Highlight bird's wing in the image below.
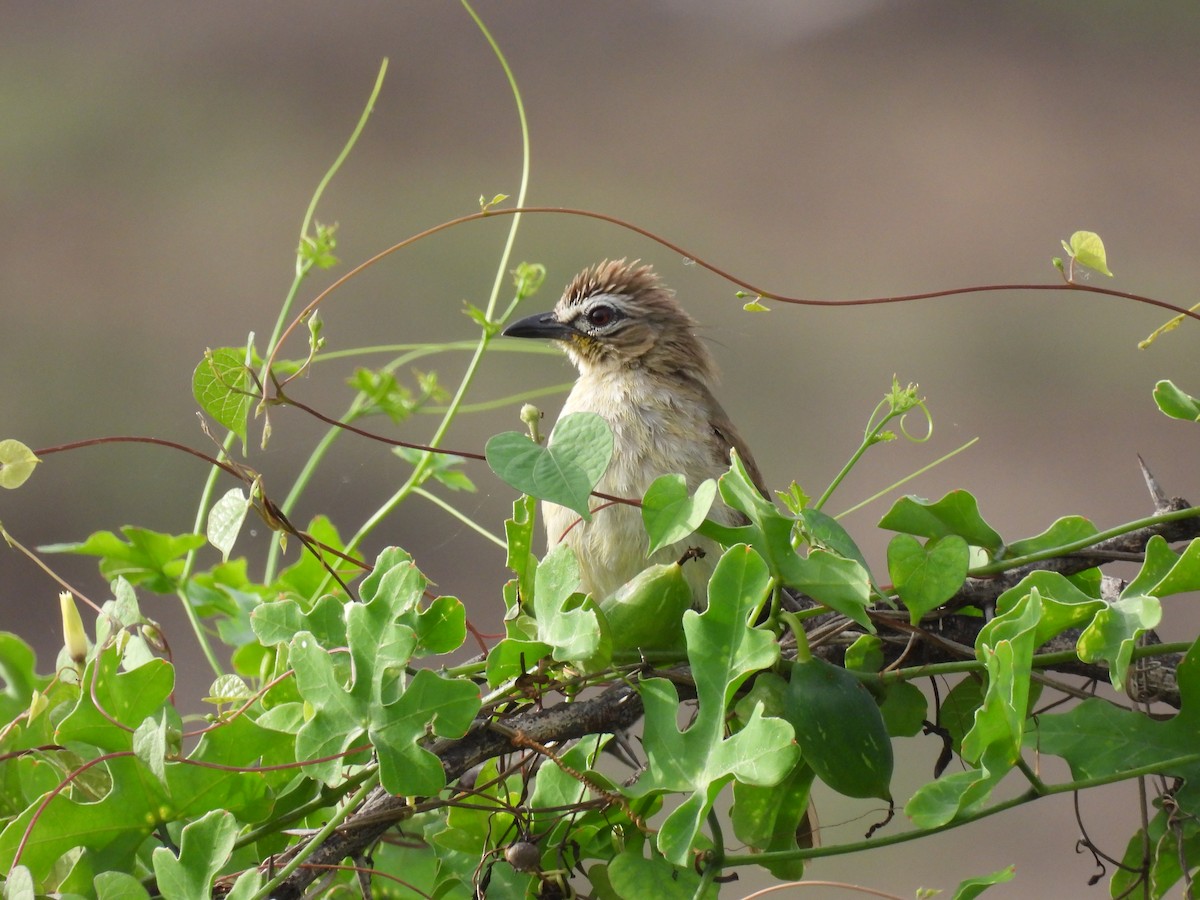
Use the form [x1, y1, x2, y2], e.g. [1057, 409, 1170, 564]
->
[703, 389, 770, 498]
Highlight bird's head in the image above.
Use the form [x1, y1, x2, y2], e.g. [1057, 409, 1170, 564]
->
[502, 259, 716, 381]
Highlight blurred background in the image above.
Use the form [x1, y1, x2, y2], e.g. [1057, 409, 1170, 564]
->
[3, 0, 1198, 894]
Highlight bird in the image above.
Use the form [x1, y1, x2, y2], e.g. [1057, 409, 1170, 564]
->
[501, 259, 765, 605]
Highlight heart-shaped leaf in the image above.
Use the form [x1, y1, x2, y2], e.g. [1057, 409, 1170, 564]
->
[887, 533, 969, 624]
[641, 474, 717, 556]
[0, 439, 40, 489]
[486, 412, 613, 519]
[192, 347, 253, 449]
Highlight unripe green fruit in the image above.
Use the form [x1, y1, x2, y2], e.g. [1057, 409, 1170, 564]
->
[599, 562, 691, 654]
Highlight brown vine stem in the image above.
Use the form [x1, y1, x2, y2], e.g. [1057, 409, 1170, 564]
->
[264, 205, 1200, 374]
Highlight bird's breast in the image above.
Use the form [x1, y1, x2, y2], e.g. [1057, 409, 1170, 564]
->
[544, 371, 731, 601]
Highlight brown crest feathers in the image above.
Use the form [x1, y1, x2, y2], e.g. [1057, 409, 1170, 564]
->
[563, 259, 664, 306]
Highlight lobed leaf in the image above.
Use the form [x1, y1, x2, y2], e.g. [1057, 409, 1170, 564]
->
[42, 527, 206, 594]
[151, 810, 238, 900]
[630, 546, 796, 865]
[531, 544, 607, 668]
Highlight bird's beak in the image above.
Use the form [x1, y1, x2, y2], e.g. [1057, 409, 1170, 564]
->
[502, 311, 574, 341]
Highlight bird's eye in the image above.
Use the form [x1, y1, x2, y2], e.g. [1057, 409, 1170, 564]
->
[585, 305, 616, 328]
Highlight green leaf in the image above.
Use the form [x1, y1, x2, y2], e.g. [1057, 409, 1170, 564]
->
[1035, 642, 1200, 837]
[607, 850, 710, 899]
[42, 527, 206, 594]
[486, 412, 613, 519]
[532, 544, 606, 668]
[880, 681, 928, 737]
[4, 867, 34, 900]
[908, 590, 1040, 827]
[1153, 379, 1200, 422]
[252, 594, 345, 648]
[1003, 515, 1098, 560]
[133, 709, 180, 788]
[0, 756, 161, 879]
[784, 657, 893, 800]
[57, 650, 175, 752]
[274, 549, 475, 789]
[1064, 230, 1113, 276]
[641, 474, 717, 557]
[151, 810, 238, 900]
[994, 569, 1103, 647]
[485, 638, 552, 688]
[629, 545, 796, 865]
[952, 865, 1016, 899]
[287, 630, 371, 785]
[298, 221, 339, 269]
[395, 446, 477, 492]
[786, 550, 875, 629]
[352, 369, 417, 422]
[940, 673, 985, 753]
[192, 347, 253, 448]
[505, 494, 538, 608]
[93, 871, 152, 900]
[878, 491, 1004, 556]
[798, 507, 877, 587]
[1128, 535, 1200, 599]
[206, 487, 248, 561]
[887, 533, 969, 623]
[413, 594, 468, 656]
[1077, 594, 1162, 692]
[844, 634, 884, 673]
[717, 452, 873, 629]
[372, 668, 480, 796]
[1111, 814, 1196, 900]
[731, 764, 814, 880]
[0, 439, 40, 489]
[271, 515, 362, 599]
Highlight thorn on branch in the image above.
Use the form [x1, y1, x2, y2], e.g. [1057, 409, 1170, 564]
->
[1138, 454, 1171, 513]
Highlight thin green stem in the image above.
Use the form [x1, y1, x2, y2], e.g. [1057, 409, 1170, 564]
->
[295, 60, 388, 279]
[234, 766, 376, 851]
[835, 437, 979, 520]
[781, 611, 813, 663]
[422, 382, 570, 415]
[723, 752, 1200, 869]
[320, 0, 531, 573]
[970, 505, 1200, 577]
[265, 59, 387, 379]
[307, 340, 558, 364]
[252, 770, 381, 899]
[178, 432, 237, 678]
[263, 396, 370, 582]
[814, 400, 894, 511]
[871, 640, 1192, 687]
[1014, 756, 1049, 794]
[413, 487, 506, 548]
[695, 808, 726, 899]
